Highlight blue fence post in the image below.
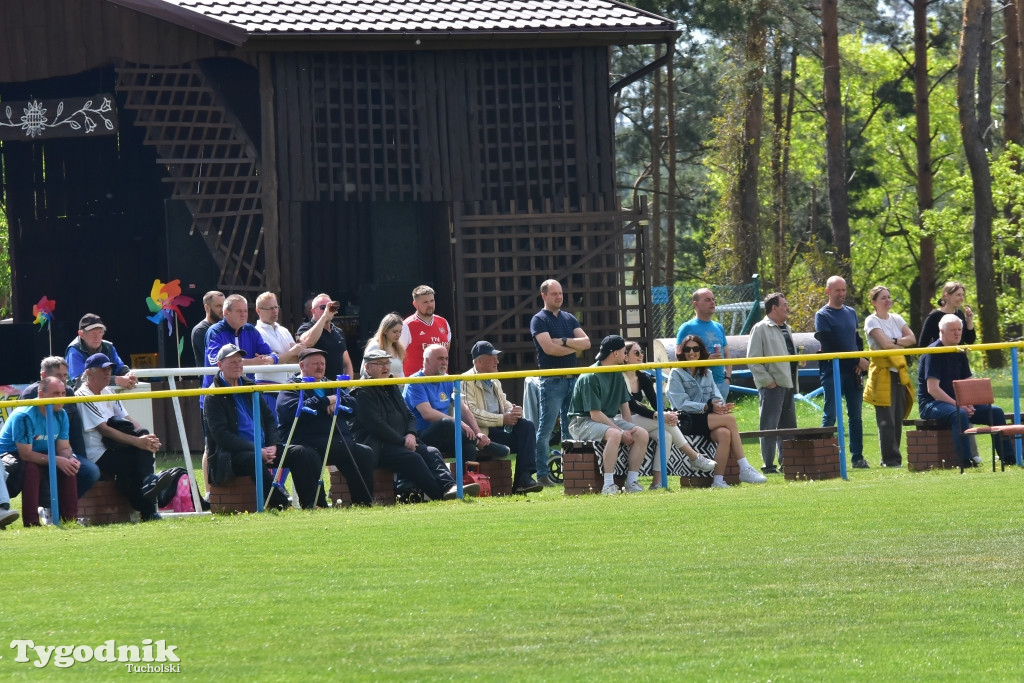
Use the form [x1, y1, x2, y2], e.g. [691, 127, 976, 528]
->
[45, 405, 61, 527]
[1013, 347, 1022, 466]
[832, 358, 848, 480]
[654, 368, 668, 488]
[253, 391, 264, 513]
[454, 379, 463, 499]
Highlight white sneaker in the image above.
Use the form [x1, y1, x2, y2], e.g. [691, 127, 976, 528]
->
[710, 480, 730, 489]
[623, 481, 644, 494]
[739, 464, 767, 484]
[601, 483, 619, 495]
[689, 454, 716, 473]
[38, 507, 51, 526]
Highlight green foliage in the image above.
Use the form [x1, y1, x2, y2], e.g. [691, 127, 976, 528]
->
[0, 208, 10, 319]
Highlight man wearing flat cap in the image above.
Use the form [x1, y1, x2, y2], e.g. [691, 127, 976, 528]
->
[276, 347, 375, 507]
[66, 313, 136, 389]
[205, 344, 317, 509]
[567, 335, 649, 495]
[462, 341, 543, 494]
[76, 353, 169, 521]
[353, 349, 477, 500]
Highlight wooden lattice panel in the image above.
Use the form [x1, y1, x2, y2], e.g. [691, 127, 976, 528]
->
[116, 63, 265, 293]
[452, 196, 649, 398]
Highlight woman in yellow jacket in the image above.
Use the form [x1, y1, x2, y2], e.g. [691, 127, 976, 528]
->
[863, 286, 916, 467]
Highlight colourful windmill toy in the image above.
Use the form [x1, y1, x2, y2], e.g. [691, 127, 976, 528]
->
[145, 279, 194, 367]
[32, 295, 56, 329]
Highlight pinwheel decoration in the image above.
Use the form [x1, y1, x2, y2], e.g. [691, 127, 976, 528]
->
[32, 295, 56, 354]
[145, 279, 194, 366]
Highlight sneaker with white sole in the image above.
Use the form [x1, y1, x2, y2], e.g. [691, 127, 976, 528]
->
[623, 481, 644, 494]
[710, 480, 730, 489]
[739, 464, 767, 484]
[688, 454, 716, 473]
[972, 455, 983, 465]
[601, 483, 619, 495]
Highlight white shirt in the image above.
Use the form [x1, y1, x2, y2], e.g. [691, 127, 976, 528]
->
[75, 384, 130, 463]
[255, 320, 295, 384]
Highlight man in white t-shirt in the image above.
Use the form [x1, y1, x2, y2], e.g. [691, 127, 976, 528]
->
[254, 291, 305, 413]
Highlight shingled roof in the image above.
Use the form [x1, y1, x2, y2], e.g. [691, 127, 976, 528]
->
[111, 0, 674, 45]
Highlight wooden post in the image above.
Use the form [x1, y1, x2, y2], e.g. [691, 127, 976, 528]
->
[259, 52, 282, 298]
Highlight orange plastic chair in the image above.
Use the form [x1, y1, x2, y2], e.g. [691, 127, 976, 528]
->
[952, 378, 1024, 471]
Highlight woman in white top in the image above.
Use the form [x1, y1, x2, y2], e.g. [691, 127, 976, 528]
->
[362, 313, 406, 378]
[863, 286, 915, 466]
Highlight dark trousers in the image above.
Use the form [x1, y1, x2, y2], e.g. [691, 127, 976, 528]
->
[229, 445, 321, 509]
[21, 461, 78, 526]
[420, 418, 510, 466]
[377, 442, 454, 501]
[97, 445, 156, 515]
[486, 418, 537, 485]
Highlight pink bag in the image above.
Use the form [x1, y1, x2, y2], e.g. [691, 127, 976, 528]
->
[160, 474, 196, 513]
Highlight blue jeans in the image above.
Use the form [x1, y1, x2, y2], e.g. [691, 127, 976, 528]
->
[821, 371, 863, 460]
[919, 401, 1014, 466]
[75, 455, 100, 498]
[534, 376, 576, 477]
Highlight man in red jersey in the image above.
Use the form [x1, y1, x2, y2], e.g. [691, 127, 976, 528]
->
[399, 285, 452, 377]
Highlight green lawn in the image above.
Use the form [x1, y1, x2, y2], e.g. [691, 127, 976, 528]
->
[4, 372, 1023, 679]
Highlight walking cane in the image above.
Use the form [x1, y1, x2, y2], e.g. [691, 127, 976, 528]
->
[264, 377, 313, 509]
[317, 374, 353, 505]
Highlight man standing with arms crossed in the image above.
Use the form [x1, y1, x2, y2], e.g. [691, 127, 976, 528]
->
[815, 276, 869, 468]
[531, 279, 591, 487]
[191, 290, 224, 368]
[400, 285, 452, 379]
[676, 288, 732, 400]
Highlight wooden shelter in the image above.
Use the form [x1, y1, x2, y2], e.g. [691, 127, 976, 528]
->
[0, 0, 676, 383]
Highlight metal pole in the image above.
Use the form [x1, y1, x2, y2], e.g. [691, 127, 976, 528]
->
[832, 358, 848, 480]
[45, 405, 61, 527]
[167, 375, 203, 512]
[253, 391, 264, 513]
[454, 379, 463, 499]
[654, 368, 668, 488]
[1013, 347, 1022, 465]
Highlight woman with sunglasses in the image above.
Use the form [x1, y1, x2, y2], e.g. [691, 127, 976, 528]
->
[667, 335, 766, 488]
[622, 341, 716, 487]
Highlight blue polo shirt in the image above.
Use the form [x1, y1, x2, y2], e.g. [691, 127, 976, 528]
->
[531, 309, 581, 370]
[0, 406, 70, 455]
[403, 371, 454, 432]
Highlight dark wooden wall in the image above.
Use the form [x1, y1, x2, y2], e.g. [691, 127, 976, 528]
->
[0, 0, 238, 84]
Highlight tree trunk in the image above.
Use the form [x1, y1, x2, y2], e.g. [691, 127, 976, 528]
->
[913, 0, 935, 334]
[1003, 0, 1023, 337]
[736, 5, 767, 282]
[652, 45, 663, 287]
[958, 0, 1002, 366]
[666, 43, 677, 289]
[822, 0, 852, 284]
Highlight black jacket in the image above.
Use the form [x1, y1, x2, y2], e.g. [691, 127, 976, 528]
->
[204, 373, 281, 457]
[351, 383, 418, 454]
[276, 377, 357, 449]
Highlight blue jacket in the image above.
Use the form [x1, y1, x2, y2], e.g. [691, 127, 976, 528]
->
[201, 321, 277, 390]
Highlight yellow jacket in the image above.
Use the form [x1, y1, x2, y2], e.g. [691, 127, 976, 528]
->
[862, 353, 913, 416]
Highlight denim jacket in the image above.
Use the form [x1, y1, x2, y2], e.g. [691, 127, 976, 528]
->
[667, 368, 722, 413]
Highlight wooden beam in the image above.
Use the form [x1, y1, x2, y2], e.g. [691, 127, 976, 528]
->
[258, 52, 282, 298]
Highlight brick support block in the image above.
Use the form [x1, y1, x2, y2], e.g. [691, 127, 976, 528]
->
[329, 466, 395, 506]
[77, 478, 134, 525]
[209, 477, 259, 513]
[907, 429, 960, 471]
[783, 437, 841, 481]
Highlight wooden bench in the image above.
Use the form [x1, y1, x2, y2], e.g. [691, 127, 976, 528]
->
[903, 419, 960, 472]
[562, 435, 737, 494]
[329, 466, 396, 507]
[78, 476, 134, 525]
[739, 427, 839, 481]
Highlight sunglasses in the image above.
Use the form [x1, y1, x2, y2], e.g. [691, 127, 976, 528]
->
[682, 346, 701, 353]
[631, 349, 643, 356]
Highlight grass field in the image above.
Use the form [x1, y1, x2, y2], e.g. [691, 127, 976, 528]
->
[4, 370, 1023, 680]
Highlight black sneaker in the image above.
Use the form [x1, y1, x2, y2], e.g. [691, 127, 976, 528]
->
[851, 459, 870, 469]
[141, 511, 163, 522]
[0, 508, 19, 529]
[513, 479, 544, 494]
[761, 465, 779, 474]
